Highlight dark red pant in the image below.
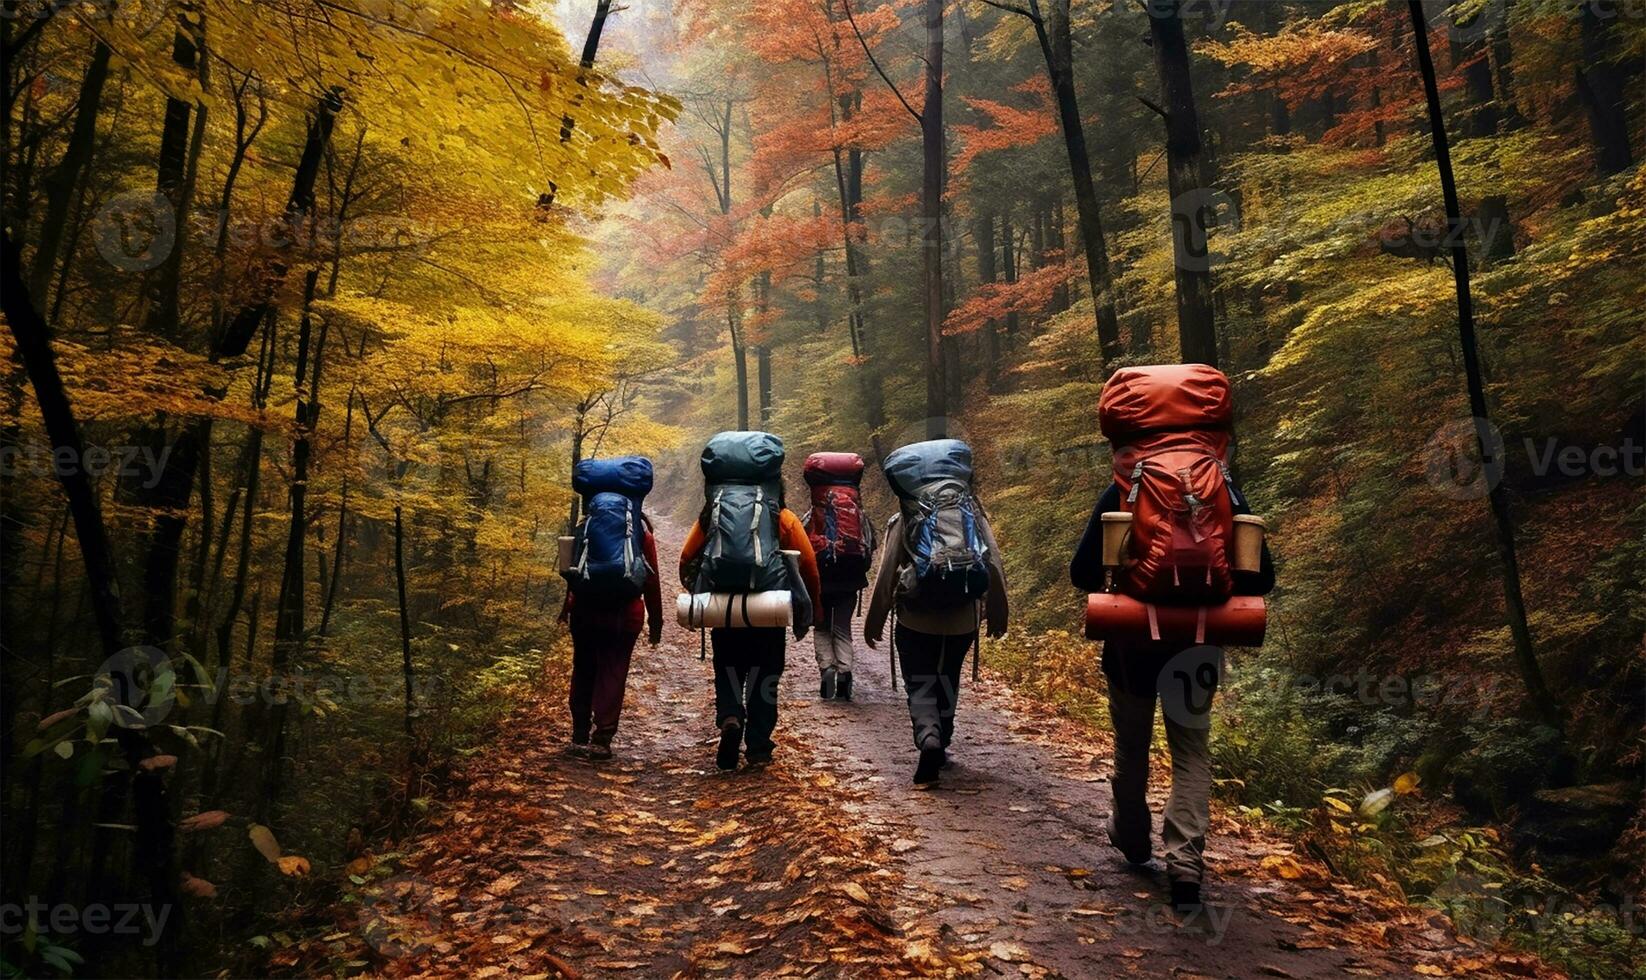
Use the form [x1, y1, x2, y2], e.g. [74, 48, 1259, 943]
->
[569, 626, 639, 746]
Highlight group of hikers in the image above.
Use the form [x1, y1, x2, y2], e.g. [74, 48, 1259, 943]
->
[555, 364, 1274, 911]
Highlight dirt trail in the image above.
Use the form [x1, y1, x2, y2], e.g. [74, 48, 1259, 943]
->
[294, 524, 1546, 979]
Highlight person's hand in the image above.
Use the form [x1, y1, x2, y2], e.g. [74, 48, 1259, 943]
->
[649, 623, 663, 647]
[986, 621, 1007, 640]
[864, 634, 879, 650]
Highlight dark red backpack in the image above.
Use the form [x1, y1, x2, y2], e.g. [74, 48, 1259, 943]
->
[1099, 364, 1239, 604]
[803, 452, 872, 585]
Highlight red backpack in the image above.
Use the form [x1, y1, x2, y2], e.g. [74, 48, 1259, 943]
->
[1099, 364, 1240, 604]
[803, 452, 872, 583]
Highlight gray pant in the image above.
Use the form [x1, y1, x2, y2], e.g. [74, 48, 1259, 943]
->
[813, 593, 856, 672]
[1106, 645, 1221, 883]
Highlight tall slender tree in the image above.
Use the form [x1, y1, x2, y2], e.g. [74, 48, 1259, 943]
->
[981, 0, 1122, 361]
[1406, 0, 1560, 726]
[1147, 0, 1219, 367]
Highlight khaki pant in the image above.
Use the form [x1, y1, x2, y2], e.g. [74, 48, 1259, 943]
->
[813, 593, 856, 672]
[1105, 644, 1221, 884]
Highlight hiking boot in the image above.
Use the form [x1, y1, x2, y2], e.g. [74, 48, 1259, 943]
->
[836, 672, 853, 701]
[1106, 815, 1152, 867]
[566, 740, 590, 758]
[745, 747, 774, 767]
[913, 747, 944, 786]
[1170, 879, 1202, 913]
[820, 668, 837, 700]
[939, 748, 952, 770]
[587, 742, 613, 761]
[716, 720, 742, 771]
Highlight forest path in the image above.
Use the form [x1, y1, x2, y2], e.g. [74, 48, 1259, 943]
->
[315, 523, 1541, 979]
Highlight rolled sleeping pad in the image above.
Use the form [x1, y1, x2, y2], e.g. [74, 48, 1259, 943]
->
[1085, 594, 1267, 646]
[677, 591, 794, 629]
[803, 451, 866, 486]
[883, 438, 973, 499]
[572, 455, 653, 499]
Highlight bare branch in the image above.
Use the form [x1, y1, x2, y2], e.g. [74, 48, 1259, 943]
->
[841, 0, 923, 125]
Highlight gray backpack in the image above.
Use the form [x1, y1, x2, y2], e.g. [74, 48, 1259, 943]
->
[696, 432, 789, 594]
[884, 439, 991, 609]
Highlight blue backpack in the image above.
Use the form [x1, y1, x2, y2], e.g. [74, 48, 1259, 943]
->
[565, 457, 653, 600]
[883, 440, 991, 609]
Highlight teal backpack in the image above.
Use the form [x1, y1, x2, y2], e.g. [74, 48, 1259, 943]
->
[695, 431, 789, 594]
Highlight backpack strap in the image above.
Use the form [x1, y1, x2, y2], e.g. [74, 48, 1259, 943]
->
[710, 488, 726, 560]
[1124, 461, 1145, 506]
[1218, 460, 1246, 508]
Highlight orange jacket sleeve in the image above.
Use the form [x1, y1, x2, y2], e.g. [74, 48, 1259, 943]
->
[778, 510, 822, 610]
[678, 519, 706, 590]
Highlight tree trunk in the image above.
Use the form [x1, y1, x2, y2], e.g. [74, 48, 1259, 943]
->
[27, 40, 111, 300]
[1001, 215, 1019, 336]
[318, 388, 355, 637]
[543, 0, 615, 206]
[2, 231, 182, 974]
[139, 89, 341, 657]
[394, 503, 416, 741]
[1574, 1, 1632, 175]
[730, 305, 750, 429]
[975, 213, 999, 386]
[142, 6, 204, 339]
[261, 268, 325, 815]
[1020, 0, 1121, 360]
[756, 269, 773, 425]
[1447, 0, 1498, 137]
[1149, 0, 1219, 367]
[920, 0, 946, 438]
[1407, 0, 1561, 728]
[1490, 8, 1525, 131]
[217, 88, 344, 361]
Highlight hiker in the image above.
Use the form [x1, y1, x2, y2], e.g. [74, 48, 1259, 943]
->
[679, 431, 822, 771]
[864, 439, 1008, 786]
[558, 456, 664, 760]
[802, 452, 876, 700]
[1070, 364, 1275, 913]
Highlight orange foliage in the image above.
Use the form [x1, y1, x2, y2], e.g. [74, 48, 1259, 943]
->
[943, 258, 1077, 337]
